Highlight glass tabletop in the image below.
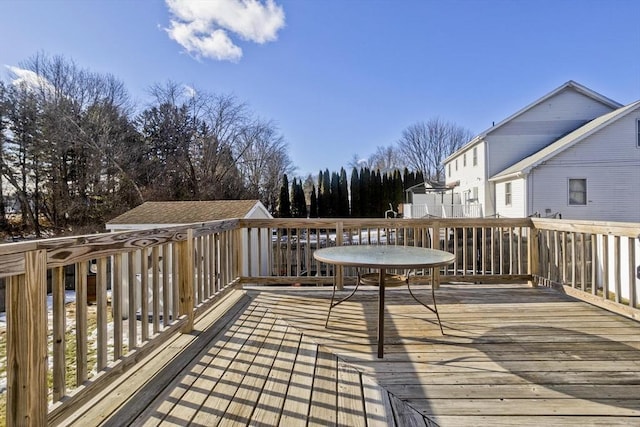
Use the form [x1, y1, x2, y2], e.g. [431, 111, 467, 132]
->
[314, 245, 455, 269]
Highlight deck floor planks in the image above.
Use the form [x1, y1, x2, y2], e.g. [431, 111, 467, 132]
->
[307, 347, 338, 426]
[193, 314, 289, 426]
[250, 282, 640, 425]
[132, 303, 269, 426]
[160, 304, 270, 425]
[277, 339, 318, 425]
[360, 373, 396, 427]
[172, 305, 276, 425]
[248, 327, 302, 426]
[336, 363, 367, 426]
[60, 283, 640, 426]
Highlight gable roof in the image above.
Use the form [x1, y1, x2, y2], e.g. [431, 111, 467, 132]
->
[490, 100, 640, 181]
[106, 200, 268, 225]
[444, 81, 623, 163]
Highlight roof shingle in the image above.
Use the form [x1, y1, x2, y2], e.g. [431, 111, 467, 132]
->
[107, 200, 264, 225]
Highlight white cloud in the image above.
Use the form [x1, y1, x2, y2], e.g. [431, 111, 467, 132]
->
[165, 0, 285, 62]
[5, 65, 54, 94]
[183, 84, 197, 98]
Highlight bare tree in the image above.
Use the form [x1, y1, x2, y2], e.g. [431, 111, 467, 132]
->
[9, 52, 140, 229]
[397, 118, 472, 182]
[235, 120, 293, 212]
[368, 145, 401, 173]
[138, 82, 290, 204]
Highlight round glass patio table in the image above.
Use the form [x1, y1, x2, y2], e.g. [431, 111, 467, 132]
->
[314, 245, 455, 358]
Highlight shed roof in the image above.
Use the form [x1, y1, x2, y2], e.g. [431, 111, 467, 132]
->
[490, 100, 640, 181]
[106, 200, 267, 225]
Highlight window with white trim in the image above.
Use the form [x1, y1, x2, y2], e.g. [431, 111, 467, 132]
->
[463, 153, 467, 167]
[473, 147, 478, 166]
[505, 182, 512, 206]
[455, 159, 458, 171]
[568, 178, 587, 205]
[472, 186, 478, 201]
[448, 163, 451, 177]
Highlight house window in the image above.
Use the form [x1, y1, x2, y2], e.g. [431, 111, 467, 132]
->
[568, 178, 587, 205]
[473, 147, 478, 166]
[472, 186, 478, 201]
[448, 164, 451, 177]
[455, 159, 458, 171]
[463, 153, 467, 167]
[505, 182, 512, 206]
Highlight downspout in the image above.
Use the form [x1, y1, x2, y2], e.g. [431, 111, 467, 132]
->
[484, 140, 494, 217]
[527, 169, 533, 217]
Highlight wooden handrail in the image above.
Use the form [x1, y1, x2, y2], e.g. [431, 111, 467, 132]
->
[0, 216, 637, 424]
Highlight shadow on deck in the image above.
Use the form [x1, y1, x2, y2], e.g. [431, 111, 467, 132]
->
[58, 283, 640, 426]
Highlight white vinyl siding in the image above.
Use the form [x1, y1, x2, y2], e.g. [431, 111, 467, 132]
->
[528, 112, 640, 222]
[637, 119, 640, 148]
[486, 88, 617, 177]
[446, 140, 488, 215]
[495, 179, 526, 217]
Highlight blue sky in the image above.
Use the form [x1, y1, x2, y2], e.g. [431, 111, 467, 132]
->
[1, 0, 639, 178]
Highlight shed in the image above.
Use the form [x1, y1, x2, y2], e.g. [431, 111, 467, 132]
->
[106, 201, 272, 309]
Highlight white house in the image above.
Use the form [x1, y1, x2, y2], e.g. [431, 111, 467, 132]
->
[401, 181, 483, 218]
[444, 80, 640, 222]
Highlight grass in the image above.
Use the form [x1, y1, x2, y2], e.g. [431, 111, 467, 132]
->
[0, 300, 114, 426]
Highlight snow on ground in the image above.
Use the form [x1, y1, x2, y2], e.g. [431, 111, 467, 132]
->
[0, 290, 77, 325]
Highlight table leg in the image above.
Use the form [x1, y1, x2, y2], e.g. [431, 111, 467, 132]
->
[378, 268, 386, 358]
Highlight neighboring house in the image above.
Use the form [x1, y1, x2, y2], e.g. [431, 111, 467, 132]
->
[106, 200, 273, 279]
[444, 80, 640, 222]
[402, 181, 483, 218]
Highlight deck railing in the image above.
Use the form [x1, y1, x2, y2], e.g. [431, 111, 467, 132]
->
[0, 217, 637, 425]
[531, 218, 640, 320]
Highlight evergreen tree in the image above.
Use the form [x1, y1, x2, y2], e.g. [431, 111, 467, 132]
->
[360, 168, 370, 218]
[278, 174, 291, 218]
[309, 184, 318, 218]
[317, 170, 326, 217]
[321, 168, 331, 217]
[338, 167, 349, 216]
[350, 167, 360, 217]
[393, 169, 404, 214]
[330, 171, 339, 217]
[291, 178, 307, 218]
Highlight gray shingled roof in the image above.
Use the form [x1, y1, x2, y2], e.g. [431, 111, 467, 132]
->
[107, 200, 264, 225]
[490, 100, 640, 181]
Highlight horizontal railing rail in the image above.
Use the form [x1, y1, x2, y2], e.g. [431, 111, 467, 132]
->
[0, 216, 637, 425]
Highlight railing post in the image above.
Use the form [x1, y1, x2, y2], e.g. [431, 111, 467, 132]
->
[432, 221, 441, 289]
[178, 229, 195, 332]
[528, 226, 539, 287]
[7, 249, 48, 426]
[336, 221, 344, 290]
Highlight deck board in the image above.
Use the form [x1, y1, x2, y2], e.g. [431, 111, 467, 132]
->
[59, 283, 640, 426]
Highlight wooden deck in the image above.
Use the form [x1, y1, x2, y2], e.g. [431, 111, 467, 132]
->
[59, 283, 640, 426]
